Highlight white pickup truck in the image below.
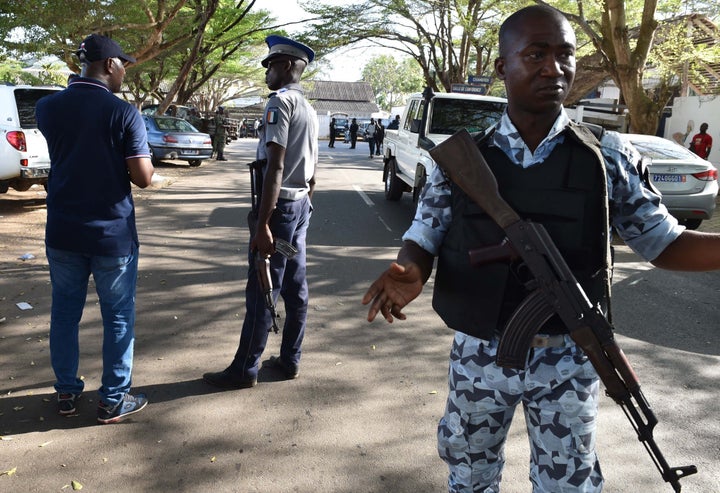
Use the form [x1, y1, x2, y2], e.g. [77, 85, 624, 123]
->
[0, 84, 61, 193]
[382, 88, 507, 201]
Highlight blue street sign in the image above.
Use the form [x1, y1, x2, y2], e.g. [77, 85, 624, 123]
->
[452, 83, 488, 95]
[468, 75, 492, 85]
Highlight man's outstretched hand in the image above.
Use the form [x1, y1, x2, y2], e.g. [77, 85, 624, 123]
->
[362, 261, 424, 323]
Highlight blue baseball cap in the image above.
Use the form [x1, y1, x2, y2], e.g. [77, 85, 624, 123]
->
[261, 35, 314, 67]
[76, 34, 136, 64]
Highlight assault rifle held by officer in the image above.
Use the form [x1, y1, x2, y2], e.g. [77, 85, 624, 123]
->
[248, 159, 298, 333]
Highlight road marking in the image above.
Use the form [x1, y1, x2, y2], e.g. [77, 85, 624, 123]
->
[353, 185, 392, 232]
[377, 216, 392, 232]
[353, 185, 374, 206]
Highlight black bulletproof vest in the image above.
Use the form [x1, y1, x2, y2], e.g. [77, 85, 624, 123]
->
[432, 124, 611, 340]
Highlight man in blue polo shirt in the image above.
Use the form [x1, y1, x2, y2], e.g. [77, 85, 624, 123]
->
[36, 34, 154, 424]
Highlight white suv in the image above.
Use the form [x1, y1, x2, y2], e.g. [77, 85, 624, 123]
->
[0, 84, 62, 193]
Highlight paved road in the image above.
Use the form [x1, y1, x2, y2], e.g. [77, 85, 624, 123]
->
[1, 138, 718, 492]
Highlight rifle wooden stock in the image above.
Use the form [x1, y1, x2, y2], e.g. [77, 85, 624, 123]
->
[430, 129, 697, 492]
[428, 130, 520, 229]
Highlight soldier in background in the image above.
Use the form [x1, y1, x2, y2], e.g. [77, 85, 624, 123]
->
[213, 106, 228, 161]
[186, 108, 203, 131]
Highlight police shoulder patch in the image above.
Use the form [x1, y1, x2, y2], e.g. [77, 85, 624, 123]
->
[266, 107, 279, 125]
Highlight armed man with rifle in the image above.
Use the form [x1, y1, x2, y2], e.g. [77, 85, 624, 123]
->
[363, 5, 720, 492]
[204, 34, 317, 390]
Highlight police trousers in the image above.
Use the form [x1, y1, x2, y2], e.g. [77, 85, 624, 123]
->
[437, 332, 604, 492]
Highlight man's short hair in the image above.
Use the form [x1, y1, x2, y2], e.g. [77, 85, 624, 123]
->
[498, 5, 569, 56]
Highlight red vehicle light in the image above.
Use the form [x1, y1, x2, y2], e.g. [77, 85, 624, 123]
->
[20, 159, 28, 167]
[6, 131, 27, 151]
[692, 169, 718, 181]
[162, 134, 179, 143]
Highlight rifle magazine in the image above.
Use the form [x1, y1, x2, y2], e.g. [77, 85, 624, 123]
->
[496, 289, 556, 369]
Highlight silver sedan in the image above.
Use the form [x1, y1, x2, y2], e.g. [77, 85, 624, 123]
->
[622, 133, 718, 229]
[143, 115, 213, 167]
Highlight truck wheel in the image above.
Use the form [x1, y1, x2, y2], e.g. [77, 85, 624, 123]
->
[413, 169, 426, 203]
[385, 158, 403, 201]
[681, 218, 702, 230]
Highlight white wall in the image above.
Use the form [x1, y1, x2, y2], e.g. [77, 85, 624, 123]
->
[664, 95, 720, 165]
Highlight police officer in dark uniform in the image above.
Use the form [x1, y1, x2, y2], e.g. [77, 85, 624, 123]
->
[204, 35, 317, 389]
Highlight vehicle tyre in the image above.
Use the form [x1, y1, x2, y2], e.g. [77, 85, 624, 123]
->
[413, 168, 426, 203]
[385, 158, 403, 201]
[189, 159, 202, 167]
[149, 148, 159, 166]
[682, 218, 702, 230]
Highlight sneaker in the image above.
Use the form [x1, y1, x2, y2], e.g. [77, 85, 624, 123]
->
[266, 355, 299, 380]
[97, 393, 148, 424]
[57, 392, 81, 415]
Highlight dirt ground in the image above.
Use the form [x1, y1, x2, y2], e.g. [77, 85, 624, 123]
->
[0, 161, 186, 265]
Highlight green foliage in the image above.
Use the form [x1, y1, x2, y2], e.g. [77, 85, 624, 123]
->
[0, 58, 68, 86]
[300, 0, 505, 92]
[0, 0, 279, 109]
[361, 54, 424, 110]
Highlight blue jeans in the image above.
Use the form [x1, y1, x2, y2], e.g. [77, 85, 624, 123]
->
[230, 196, 312, 379]
[47, 245, 139, 407]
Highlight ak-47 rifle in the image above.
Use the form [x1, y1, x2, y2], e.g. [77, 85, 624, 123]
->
[428, 129, 697, 492]
[247, 159, 299, 333]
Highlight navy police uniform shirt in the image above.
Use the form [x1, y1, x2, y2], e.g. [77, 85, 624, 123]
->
[36, 77, 151, 256]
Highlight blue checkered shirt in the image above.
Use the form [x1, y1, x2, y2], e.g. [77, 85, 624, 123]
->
[403, 109, 684, 261]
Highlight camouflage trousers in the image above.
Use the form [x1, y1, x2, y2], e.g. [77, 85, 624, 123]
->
[437, 333, 604, 493]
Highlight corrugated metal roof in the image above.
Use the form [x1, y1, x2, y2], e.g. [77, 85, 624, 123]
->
[307, 80, 375, 102]
[306, 80, 379, 116]
[312, 100, 379, 115]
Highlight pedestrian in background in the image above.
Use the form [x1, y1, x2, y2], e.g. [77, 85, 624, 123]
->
[365, 117, 378, 158]
[375, 120, 385, 156]
[689, 122, 712, 159]
[36, 34, 154, 424]
[363, 6, 720, 491]
[204, 34, 317, 389]
[329, 117, 336, 148]
[387, 114, 401, 130]
[213, 106, 228, 161]
[186, 107, 203, 131]
[349, 118, 359, 149]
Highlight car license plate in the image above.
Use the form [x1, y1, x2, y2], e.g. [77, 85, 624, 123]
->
[185, 150, 199, 155]
[653, 174, 685, 183]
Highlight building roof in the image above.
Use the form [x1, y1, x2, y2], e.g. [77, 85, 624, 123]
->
[683, 14, 719, 95]
[307, 80, 379, 115]
[569, 13, 719, 103]
[312, 100, 380, 115]
[307, 80, 375, 101]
